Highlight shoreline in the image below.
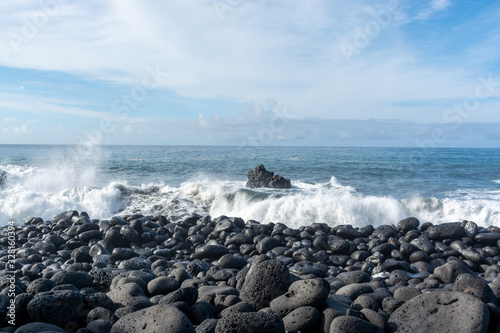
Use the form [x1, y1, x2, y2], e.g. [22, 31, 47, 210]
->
[0, 210, 499, 332]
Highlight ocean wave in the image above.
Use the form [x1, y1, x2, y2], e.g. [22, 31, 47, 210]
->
[1, 165, 500, 228]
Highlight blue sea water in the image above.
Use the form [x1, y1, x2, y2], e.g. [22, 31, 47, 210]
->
[0, 144, 499, 228]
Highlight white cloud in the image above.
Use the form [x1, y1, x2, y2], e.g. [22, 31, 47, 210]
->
[416, 0, 452, 20]
[1, 128, 8, 133]
[26, 119, 38, 124]
[0, 0, 497, 125]
[3, 117, 16, 122]
[123, 125, 133, 135]
[431, 0, 451, 11]
[12, 125, 30, 135]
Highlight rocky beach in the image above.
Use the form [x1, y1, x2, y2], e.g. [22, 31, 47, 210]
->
[1, 209, 500, 333]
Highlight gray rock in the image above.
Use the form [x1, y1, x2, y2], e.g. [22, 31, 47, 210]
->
[427, 223, 464, 240]
[393, 287, 421, 302]
[270, 278, 329, 317]
[196, 319, 218, 333]
[256, 236, 281, 254]
[216, 254, 246, 270]
[86, 319, 113, 333]
[434, 259, 474, 284]
[282, 306, 320, 332]
[246, 164, 291, 189]
[51, 270, 93, 289]
[26, 278, 57, 294]
[352, 295, 379, 311]
[107, 282, 152, 309]
[215, 312, 285, 333]
[27, 290, 84, 329]
[120, 225, 140, 244]
[110, 303, 195, 333]
[381, 297, 405, 316]
[160, 286, 198, 306]
[337, 271, 371, 284]
[453, 273, 497, 305]
[329, 315, 384, 333]
[195, 245, 229, 260]
[79, 230, 103, 242]
[397, 217, 420, 234]
[191, 301, 218, 324]
[147, 276, 180, 296]
[474, 232, 500, 246]
[219, 301, 254, 317]
[464, 221, 478, 238]
[111, 247, 138, 260]
[335, 283, 374, 301]
[239, 259, 290, 310]
[13, 322, 66, 333]
[389, 291, 489, 333]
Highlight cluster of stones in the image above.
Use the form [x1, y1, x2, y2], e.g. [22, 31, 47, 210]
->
[1, 211, 500, 332]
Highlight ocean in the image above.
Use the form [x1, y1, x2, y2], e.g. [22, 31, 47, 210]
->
[0, 144, 499, 228]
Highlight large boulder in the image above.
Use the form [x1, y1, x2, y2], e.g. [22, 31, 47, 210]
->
[110, 303, 195, 333]
[246, 165, 291, 189]
[388, 291, 489, 333]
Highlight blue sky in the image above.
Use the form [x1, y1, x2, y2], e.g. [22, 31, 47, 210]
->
[0, 0, 499, 147]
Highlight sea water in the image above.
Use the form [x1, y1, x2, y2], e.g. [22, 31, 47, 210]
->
[0, 144, 499, 228]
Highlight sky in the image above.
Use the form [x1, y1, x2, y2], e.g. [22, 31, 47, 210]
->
[0, 0, 499, 147]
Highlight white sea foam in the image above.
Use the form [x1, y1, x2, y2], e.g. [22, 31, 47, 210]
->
[2, 165, 500, 228]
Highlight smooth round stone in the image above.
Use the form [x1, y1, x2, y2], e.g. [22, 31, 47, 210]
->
[51, 270, 93, 289]
[160, 286, 198, 306]
[335, 283, 374, 301]
[282, 306, 320, 332]
[329, 315, 384, 333]
[219, 302, 254, 317]
[256, 236, 281, 254]
[372, 225, 397, 242]
[120, 225, 140, 244]
[215, 312, 285, 333]
[79, 230, 103, 242]
[389, 291, 489, 333]
[190, 301, 217, 325]
[433, 259, 474, 284]
[427, 223, 465, 240]
[71, 246, 92, 263]
[195, 245, 229, 259]
[147, 276, 180, 296]
[110, 303, 195, 333]
[111, 247, 138, 260]
[397, 217, 420, 234]
[217, 254, 247, 269]
[196, 319, 218, 333]
[475, 232, 500, 246]
[13, 322, 66, 333]
[381, 297, 405, 316]
[352, 295, 379, 311]
[337, 271, 371, 284]
[335, 227, 361, 240]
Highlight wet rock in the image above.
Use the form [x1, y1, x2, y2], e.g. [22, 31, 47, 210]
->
[195, 245, 229, 260]
[256, 236, 281, 254]
[110, 303, 195, 333]
[246, 164, 291, 189]
[474, 232, 500, 246]
[397, 217, 420, 234]
[217, 254, 247, 269]
[427, 223, 465, 240]
[389, 291, 489, 333]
